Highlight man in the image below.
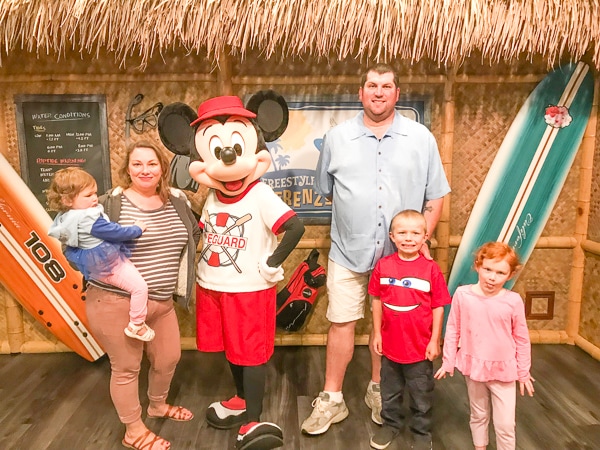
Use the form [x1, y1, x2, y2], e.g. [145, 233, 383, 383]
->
[301, 63, 451, 436]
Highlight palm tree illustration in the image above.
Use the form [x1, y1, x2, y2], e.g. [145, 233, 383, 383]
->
[267, 139, 290, 171]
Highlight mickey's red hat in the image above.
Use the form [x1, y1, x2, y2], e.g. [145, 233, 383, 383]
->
[190, 96, 256, 126]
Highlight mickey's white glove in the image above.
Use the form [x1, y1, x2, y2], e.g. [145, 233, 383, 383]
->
[258, 254, 284, 283]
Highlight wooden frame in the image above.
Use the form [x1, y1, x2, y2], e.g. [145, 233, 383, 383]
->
[525, 291, 555, 320]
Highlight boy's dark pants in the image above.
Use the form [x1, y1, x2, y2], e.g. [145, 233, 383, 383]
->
[380, 356, 434, 440]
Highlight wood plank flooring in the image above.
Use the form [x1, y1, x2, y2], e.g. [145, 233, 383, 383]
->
[0, 345, 599, 449]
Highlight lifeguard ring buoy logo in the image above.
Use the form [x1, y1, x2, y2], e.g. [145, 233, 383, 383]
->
[201, 212, 252, 272]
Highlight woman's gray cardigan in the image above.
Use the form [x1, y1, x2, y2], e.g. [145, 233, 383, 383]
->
[99, 186, 200, 310]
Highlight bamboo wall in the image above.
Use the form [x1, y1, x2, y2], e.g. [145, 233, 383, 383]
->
[0, 48, 598, 358]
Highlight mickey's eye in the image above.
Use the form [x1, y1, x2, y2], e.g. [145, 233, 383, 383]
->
[209, 136, 224, 160]
[231, 132, 244, 156]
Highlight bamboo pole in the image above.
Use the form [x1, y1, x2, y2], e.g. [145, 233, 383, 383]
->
[0, 73, 544, 86]
[581, 239, 600, 255]
[186, 334, 365, 348]
[0, 86, 6, 160]
[574, 335, 600, 361]
[1, 286, 24, 353]
[6, 296, 24, 353]
[0, 52, 41, 354]
[271, 331, 569, 347]
[566, 75, 598, 342]
[0, 88, 11, 323]
[231, 74, 544, 86]
[232, 75, 446, 86]
[19, 341, 72, 353]
[448, 235, 577, 248]
[437, 68, 456, 277]
[274, 334, 368, 346]
[217, 52, 233, 96]
[297, 236, 577, 250]
[528, 330, 570, 344]
[295, 238, 330, 249]
[4, 332, 581, 352]
[0, 74, 216, 83]
[181, 337, 197, 350]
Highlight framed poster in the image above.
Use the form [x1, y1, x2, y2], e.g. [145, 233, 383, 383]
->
[260, 96, 430, 224]
[14, 94, 111, 216]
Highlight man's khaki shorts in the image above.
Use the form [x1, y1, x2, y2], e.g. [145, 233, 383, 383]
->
[325, 259, 372, 323]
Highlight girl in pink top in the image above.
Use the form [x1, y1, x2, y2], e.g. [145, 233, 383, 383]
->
[434, 242, 535, 450]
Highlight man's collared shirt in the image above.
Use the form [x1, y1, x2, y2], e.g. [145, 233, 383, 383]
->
[315, 111, 450, 273]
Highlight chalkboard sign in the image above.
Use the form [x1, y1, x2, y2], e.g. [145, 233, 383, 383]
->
[14, 94, 111, 216]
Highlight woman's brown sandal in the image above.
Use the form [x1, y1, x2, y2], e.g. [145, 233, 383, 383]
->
[122, 430, 170, 450]
[147, 404, 194, 422]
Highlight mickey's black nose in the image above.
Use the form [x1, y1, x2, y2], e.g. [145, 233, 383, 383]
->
[221, 147, 237, 165]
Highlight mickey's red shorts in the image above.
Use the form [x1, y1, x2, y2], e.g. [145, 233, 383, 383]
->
[196, 285, 276, 366]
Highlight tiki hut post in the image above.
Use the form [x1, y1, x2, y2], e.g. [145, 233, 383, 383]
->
[437, 67, 457, 277]
[217, 52, 233, 95]
[0, 79, 23, 354]
[566, 75, 599, 342]
[1, 285, 24, 353]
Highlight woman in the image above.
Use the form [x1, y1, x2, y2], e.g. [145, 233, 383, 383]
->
[86, 140, 200, 450]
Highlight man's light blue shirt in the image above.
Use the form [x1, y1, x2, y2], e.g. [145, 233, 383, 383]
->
[315, 111, 451, 273]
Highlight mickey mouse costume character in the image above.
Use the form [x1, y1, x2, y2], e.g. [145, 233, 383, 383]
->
[158, 94, 304, 450]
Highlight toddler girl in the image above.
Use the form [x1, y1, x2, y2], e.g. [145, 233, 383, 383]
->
[434, 242, 535, 450]
[47, 167, 154, 341]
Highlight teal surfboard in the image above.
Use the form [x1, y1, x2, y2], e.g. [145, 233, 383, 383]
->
[448, 62, 594, 295]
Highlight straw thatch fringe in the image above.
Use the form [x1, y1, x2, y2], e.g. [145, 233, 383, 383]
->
[0, 0, 599, 70]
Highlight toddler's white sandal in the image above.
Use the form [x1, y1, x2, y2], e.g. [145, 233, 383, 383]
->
[124, 322, 155, 342]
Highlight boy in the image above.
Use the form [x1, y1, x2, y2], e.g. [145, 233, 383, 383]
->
[368, 210, 451, 450]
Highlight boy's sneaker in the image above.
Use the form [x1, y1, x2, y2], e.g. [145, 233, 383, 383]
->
[235, 422, 283, 450]
[206, 395, 247, 429]
[370, 426, 400, 449]
[301, 392, 349, 435]
[365, 383, 383, 425]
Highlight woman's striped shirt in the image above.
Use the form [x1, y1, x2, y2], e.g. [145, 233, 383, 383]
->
[90, 195, 188, 300]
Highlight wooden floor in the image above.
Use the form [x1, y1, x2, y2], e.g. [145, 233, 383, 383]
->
[0, 344, 599, 450]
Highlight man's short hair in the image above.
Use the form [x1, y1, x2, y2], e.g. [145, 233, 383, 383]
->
[361, 63, 399, 87]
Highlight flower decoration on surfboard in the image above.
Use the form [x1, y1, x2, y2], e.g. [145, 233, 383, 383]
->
[544, 105, 572, 128]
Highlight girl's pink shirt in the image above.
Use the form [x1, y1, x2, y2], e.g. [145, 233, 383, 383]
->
[441, 285, 532, 383]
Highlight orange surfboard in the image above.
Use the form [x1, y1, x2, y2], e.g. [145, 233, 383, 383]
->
[0, 153, 104, 361]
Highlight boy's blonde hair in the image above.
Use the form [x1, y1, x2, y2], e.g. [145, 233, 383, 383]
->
[389, 209, 427, 234]
[47, 167, 96, 212]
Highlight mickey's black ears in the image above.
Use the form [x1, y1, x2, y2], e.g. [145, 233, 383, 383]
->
[158, 92, 289, 154]
[246, 90, 289, 142]
[158, 102, 197, 156]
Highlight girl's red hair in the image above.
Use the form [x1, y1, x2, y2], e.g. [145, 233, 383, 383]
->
[474, 242, 521, 273]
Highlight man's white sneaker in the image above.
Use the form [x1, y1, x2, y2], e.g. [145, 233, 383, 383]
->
[301, 392, 349, 435]
[365, 383, 383, 425]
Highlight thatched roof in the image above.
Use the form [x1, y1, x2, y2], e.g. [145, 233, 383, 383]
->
[1, 0, 599, 70]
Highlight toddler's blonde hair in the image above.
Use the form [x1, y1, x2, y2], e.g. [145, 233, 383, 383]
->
[47, 167, 96, 212]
